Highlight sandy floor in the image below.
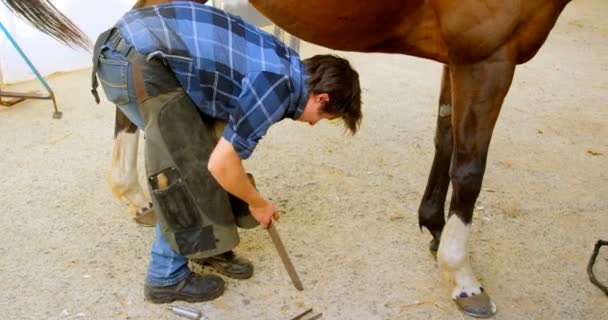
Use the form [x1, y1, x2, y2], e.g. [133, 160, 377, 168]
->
[1, 1, 607, 319]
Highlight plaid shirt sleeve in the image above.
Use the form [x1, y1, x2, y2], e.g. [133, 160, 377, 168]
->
[222, 71, 293, 159]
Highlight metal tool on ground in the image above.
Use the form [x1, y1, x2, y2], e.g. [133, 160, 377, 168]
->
[587, 239, 608, 296]
[289, 307, 323, 320]
[290, 308, 312, 320]
[267, 221, 303, 290]
[165, 305, 204, 320]
[308, 313, 323, 320]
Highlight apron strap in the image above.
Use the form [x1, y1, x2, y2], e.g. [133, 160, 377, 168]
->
[90, 27, 116, 104]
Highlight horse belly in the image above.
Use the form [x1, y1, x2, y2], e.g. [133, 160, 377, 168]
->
[250, 0, 420, 51]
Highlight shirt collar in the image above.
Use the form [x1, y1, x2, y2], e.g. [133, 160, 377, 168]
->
[285, 56, 308, 120]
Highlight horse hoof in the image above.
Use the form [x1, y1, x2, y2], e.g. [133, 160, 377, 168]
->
[454, 291, 497, 318]
[133, 208, 156, 227]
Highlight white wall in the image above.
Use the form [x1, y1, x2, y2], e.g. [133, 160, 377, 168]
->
[0, 0, 289, 84]
[0, 0, 133, 84]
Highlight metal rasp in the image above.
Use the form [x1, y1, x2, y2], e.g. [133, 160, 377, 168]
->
[267, 221, 303, 291]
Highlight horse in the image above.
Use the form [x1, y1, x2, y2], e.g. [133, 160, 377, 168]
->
[2, 0, 574, 317]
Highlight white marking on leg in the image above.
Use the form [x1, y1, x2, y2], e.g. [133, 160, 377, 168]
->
[109, 130, 150, 215]
[439, 104, 451, 117]
[437, 215, 483, 299]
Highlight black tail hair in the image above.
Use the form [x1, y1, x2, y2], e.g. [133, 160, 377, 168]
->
[1, 0, 90, 49]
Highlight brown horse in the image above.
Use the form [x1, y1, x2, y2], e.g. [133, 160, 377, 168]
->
[3, 0, 573, 317]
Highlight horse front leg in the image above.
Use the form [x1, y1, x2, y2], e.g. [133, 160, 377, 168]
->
[418, 65, 453, 253]
[438, 49, 515, 318]
[109, 108, 155, 226]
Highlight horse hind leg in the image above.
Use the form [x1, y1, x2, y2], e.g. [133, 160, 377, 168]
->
[438, 48, 515, 317]
[418, 65, 453, 254]
[109, 108, 155, 226]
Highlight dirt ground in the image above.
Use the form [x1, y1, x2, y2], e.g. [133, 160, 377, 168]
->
[1, 1, 606, 319]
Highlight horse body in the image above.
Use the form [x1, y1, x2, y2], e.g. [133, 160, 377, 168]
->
[256, 0, 448, 61]
[251, 0, 569, 64]
[3, 0, 573, 317]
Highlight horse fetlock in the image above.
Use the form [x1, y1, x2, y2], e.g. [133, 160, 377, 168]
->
[109, 183, 131, 198]
[111, 181, 151, 216]
[133, 206, 156, 226]
[438, 255, 483, 300]
[454, 285, 484, 299]
[113, 186, 148, 204]
[108, 172, 139, 194]
[418, 204, 445, 232]
[127, 201, 153, 215]
[422, 226, 443, 254]
[126, 198, 155, 226]
[452, 268, 483, 299]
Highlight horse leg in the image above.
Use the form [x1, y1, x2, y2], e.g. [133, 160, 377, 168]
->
[418, 65, 453, 253]
[109, 108, 155, 226]
[437, 49, 515, 317]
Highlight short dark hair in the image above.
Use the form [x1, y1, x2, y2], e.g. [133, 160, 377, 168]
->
[302, 55, 362, 134]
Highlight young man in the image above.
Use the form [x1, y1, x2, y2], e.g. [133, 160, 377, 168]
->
[92, 1, 362, 303]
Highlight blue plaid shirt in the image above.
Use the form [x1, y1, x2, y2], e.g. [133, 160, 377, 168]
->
[117, 2, 307, 159]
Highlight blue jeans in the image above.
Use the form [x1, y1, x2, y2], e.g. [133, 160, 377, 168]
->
[146, 225, 190, 286]
[96, 45, 144, 129]
[97, 43, 191, 287]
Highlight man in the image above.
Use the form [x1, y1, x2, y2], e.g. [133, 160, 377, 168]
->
[92, 1, 362, 303]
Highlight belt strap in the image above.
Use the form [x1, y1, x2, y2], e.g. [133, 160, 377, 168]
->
[131, 63, 148, 103]
[107, 30, 147, 65]
[90, 28, 114, 104]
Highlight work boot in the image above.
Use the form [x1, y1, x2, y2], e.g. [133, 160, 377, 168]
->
[144, 272, 224, 304]
[193, 251, 254, 279]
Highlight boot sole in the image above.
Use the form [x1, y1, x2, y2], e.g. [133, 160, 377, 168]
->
[200, 260, 253, 280]
[144, 284, 225, 304]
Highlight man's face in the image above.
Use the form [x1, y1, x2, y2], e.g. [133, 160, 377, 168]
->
[297, 93, 336, 126]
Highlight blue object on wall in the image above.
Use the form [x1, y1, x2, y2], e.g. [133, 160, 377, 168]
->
[0, 21, 62, 119]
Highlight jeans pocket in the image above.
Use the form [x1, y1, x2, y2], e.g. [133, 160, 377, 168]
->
[151, 168, 202, 229]
[97, 56, 130, 105]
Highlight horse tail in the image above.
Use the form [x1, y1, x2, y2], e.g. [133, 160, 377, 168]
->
[1, 0, 90, 50]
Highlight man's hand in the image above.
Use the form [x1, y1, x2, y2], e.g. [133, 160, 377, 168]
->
[209, 138, 280, 228]
[249, 199, 280, 229]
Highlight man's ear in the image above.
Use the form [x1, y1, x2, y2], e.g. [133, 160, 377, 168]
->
[316, 93, 330, 104]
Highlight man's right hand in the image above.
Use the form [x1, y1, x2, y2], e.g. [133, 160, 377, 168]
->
[208, 138, 280, 228]
[249, 199, 279, 229]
